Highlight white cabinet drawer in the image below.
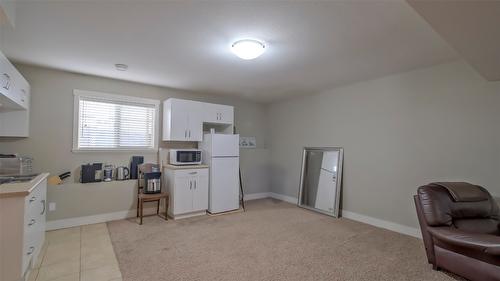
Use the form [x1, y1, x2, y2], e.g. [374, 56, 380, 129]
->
[22, 179, 47, 275]
[174, 168, 208, 178]
[25, 183, 45, 219]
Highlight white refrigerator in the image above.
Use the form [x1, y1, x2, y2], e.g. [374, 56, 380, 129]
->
[200, 133, 240, 214]
[314, 151, 339, 212]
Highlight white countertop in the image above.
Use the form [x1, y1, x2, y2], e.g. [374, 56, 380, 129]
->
[163, 164, 209, 170]
[0, 173, 49, 198]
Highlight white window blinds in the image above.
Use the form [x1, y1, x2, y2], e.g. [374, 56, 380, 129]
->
[74, 92, 158, 150]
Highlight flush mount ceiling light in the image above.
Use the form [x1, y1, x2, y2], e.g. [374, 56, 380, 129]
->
[115, 63, 128, 71]
[231, 39, 266, 60]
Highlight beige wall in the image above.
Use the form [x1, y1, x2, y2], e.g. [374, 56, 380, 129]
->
[0, 64, 270, 221]
[267, 61, 500, 228]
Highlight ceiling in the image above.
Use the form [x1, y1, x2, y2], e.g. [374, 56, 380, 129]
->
[2, 1, 458, 103]
[408, 0, 500, 82]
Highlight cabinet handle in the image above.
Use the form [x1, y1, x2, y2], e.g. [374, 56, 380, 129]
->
[2, 73, 10, 90]
[189, 181, 192, 190]
[41, 200, 46, 215]
[188, 171, 197, 175]
[29, 196, 36, 203]
[189, 130, 191, 138]
[28, 219, 36, 226]
[194, 181, 197, 189]
[27, 246, 35, 256]
[184, 130, 187, 138]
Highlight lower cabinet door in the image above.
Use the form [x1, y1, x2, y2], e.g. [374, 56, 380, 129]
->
[174, 175, 193, 215]
[192, 171, 209, 211]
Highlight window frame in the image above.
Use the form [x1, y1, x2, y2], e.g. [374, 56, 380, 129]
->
[72, 89, 160, 152]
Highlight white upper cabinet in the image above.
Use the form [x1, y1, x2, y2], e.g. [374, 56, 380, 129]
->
[163, 98, 203, 141]
[0, 50, 30, 137]
[203, 103, 234, 124]
[162, 98, 234, 142]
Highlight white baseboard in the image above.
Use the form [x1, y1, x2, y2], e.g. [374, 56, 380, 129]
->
[268, 192, 298, 204]
[47, 192, 421, 239]
[244, 192, 270, 201]
[266, 192, 421, 239]
[46, 207, 157, 231]
[341, 210, 421, 238]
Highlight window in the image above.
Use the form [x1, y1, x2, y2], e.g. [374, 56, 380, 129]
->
[73, 90, 159, 151]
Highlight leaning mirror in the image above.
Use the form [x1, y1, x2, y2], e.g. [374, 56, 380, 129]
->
[298, 147, 343, 217]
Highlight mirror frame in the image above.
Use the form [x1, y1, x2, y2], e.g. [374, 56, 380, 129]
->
[297, 147, 344, 217]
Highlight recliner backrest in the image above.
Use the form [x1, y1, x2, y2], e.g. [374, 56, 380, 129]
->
[417, 183, 500, 235]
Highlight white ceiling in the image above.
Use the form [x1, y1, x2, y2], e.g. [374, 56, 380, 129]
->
[2, 1, 457, 103]
[408, 0, 500, 81]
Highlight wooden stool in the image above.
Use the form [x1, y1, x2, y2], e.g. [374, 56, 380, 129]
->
[137, 191, 169, 225]
[137, 163, 169, 225]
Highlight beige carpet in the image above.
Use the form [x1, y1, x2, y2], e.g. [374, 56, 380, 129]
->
[107, 199, 462, 281]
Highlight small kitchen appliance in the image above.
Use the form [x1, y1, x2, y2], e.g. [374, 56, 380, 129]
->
[130, 156, 144, 179]
[169, 149, 202, 165]
[81, 163, 103, 183]
[143, 172, 161, 194]
[0, 154, 33, 175]
[116, 166, 130, 180]
[93, 163, 103, 182]
[103, 164, 114, 182]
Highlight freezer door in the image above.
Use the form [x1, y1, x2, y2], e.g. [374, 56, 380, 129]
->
[209, 157, 240, 213]
[211, 134, 240, 157]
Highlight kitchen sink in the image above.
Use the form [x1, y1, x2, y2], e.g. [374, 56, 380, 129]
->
[0, 174, 39, 185]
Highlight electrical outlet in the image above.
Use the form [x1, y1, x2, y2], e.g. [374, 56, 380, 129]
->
[49, 202, 56, 211]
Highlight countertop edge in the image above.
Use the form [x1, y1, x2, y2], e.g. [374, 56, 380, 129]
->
[163, 164, 210, 170]
[0, 173, 50, 198]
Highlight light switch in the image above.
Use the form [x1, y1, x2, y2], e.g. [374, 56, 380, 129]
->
[49, 202, 56, 211]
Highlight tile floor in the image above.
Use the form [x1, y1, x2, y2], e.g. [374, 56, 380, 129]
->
[28, 223, 122, 281]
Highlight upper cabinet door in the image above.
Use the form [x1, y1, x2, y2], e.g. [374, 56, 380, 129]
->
[163, 99, 188, 141]
[203, 103, 234, 125]
[217, 105, 234, 124]
[187, 102, 203, 141]
[0, 51, 29, 110]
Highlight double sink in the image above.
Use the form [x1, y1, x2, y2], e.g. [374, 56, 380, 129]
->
[0, 174, 39, 185]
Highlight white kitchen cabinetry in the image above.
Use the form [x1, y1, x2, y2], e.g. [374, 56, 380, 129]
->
[164, 166, 209, 219]
[162, 98, 234, 141]
[0, 49, 31, 137]
[204, 103, 234, 124]
[163, 98, 203, 141]
[0, 175, 47, 281]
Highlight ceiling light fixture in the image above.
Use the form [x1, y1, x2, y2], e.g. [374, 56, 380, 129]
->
[231, 39, 265, 60]
[115, 64, 128, 71]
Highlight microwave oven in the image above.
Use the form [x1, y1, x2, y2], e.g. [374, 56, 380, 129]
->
[169, 149, 202, 165]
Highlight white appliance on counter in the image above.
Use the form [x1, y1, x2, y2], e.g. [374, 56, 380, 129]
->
[199, 133, 240, 214]
[168, 149, 202, 165]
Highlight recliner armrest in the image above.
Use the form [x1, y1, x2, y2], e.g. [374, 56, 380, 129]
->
[428, 227, 500, 255]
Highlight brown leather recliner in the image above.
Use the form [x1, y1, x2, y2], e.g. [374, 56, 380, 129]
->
[414, 182, 500, 281]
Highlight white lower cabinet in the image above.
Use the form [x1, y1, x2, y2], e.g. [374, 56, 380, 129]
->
[164, 167, 208, 219]
[0, 176, 47, 281]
